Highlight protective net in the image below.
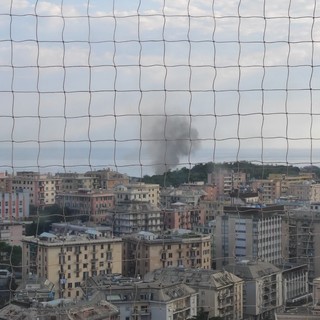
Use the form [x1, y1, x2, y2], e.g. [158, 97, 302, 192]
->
[0, 0, 319, 317]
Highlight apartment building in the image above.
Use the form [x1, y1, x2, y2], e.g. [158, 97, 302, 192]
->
[126, 182, 160, 206]
[83, 274, 197, 320]
[114, 183, 160, 206]
[84, 169, 129, 190]
[282, 203, 320, 280]
[22, 231, 122, 299]
[179, 182, 218, 201]
[56, 172, 95, 192]
[268, 173, 314, 197]
[215, 205, 284, 269]
[282, 264, 309, 305]
[0, 190, 30, 220]
[286, 181, 312, 202]
[146, 267, 244, 320]
[163, 202, 205, 230]
[122, 230, 211, 277]
[160, 186, 207, 208]
[56, 188, 115, 222]
[225, 260, 283, 320]
[0, 172, 11, 193]
[208, 169, 247, 196]
[200, 199, 224, 223]
[11, 171, 60, 207]
[251, 179, 281, 204]
[310, 184, 320, 202]
[108, 185, 163, 236]
[0, 221, 26, 246]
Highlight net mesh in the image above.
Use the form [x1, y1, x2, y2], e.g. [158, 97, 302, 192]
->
[0, 0, 319, 316]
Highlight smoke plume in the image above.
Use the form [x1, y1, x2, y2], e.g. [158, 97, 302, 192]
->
[142, 115, 200, 174]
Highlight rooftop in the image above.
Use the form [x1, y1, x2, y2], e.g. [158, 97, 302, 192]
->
[144, 267, 243, 289]
[225, 260, 281, 279]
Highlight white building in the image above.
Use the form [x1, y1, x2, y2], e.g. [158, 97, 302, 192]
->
[215, 205, 284, 269]
[225, 260, 283, 320]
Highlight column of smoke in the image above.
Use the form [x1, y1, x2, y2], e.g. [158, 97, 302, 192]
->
[142, 115, 200, 174]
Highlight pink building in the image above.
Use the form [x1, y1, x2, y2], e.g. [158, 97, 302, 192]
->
[163, 202, 205, 230]
[0, 191, 30, 220]
[56, 188, 115, 222]
[0, 222, 25, 246]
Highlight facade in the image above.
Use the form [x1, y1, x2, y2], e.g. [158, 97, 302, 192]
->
[126, 182, 160, 206]
[208, 170, 247, 196]
[56, 188, 115, 222]
[282, 203, 320, 280]
[275, 277, 320, 319]
[215, 205, 284, 269]
[22, 231, 122, 299]
[84, 169, 130, 190]
[163, 202, 205, 230]
[225, 260, 283, 320]
[160, 186, 207, 208]
[122, 230, 211, 277]
[0, 172, 12, 193]
[282, 264, 309, 305]
[0, 190, 30, 220]
[310, 184, 320, 203]
[56, 172, 95, 192]
[146, 267, 244, 320]
[286, 181, 312, 202]
[200, 199, 224, 223]
[251, 179, 281, 204]
[0, 221, 26, 246]
[268, 173, 314, 198]
[83, 275, 197, 320]
[11, 171, 60, 207]
[108, 185, 163, 235]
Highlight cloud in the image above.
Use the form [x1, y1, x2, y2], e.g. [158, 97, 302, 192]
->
[0, 0, 319, 175]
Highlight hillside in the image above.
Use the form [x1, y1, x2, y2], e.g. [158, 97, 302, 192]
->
[141, 161, 318, 187]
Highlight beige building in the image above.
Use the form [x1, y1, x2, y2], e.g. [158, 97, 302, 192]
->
[126, 182, 160, 206]
[56, 172, 95, 192]
[225, 260, 283, 320]
[287, 181, 312, 202]
[215, 205, 284, 269]
[84, 275, 197, 320]
[114, 183, 160, 207]
[268, 173, 314, 197]
[251, 179, 281, 203]
[22, 231, 122, 299]
[0, 292, 120, 320]
[282, 203, 320, 280]
[275, 277, 320, 319]
[11, 171, 60, 207]
[208, 170, 247, 196]
[123, 230, 211, 277]
[84, 169, 130, 190]
[310, 184, 320, 202]
[146, 267, 244, 320]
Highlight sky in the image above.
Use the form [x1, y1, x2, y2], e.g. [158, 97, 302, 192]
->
[0, 0, 320, 176]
